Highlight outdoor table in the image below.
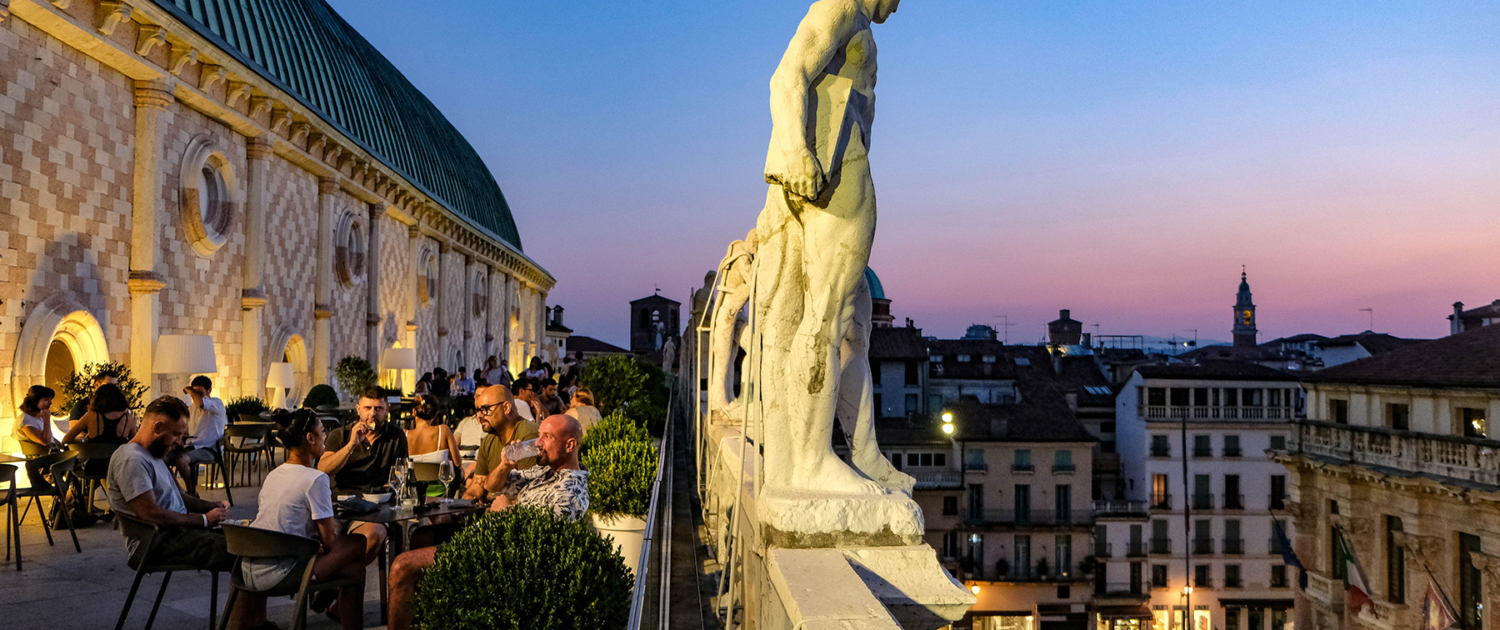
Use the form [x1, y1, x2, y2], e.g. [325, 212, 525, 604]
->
[0, 454, 24, 464]
[345, 497, 483, 623]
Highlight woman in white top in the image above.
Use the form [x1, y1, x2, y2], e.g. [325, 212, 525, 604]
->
[405, 395, 460, 465]
[233, 410, 369, 630]
[564, 388, 604, 435]
[15, 385, 59, 449]
[521, 356, 548, 381]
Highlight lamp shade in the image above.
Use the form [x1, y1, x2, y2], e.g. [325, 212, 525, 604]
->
[382, 347, 418, 371]
[266, 362, 296, 388]
[153, 334, 218, 374]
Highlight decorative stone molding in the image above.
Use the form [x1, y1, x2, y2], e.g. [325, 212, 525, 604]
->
[438, 327, 450, 337]
[307, 133, 327, 156]
[246, 136, 274, 161]
[249, 96, 271, 120]
[199, 64, 227, 92]
[318, 176, 339, 195]
[407, 224, 421, 239]
[241, 295, 268, 309]
[290, 122, 310, 144]
[406, 321, 418, 332]
[133, 84, 174, 110]
[271, 109, 292, 134]
[324, 144, 342, 166]
[170, 45, 198, 76]
[95, 0, 131, 35]
[180, 134, 239, 257]
[0, 0, 9, 23]
[366, 314, 381, 327]
[49, 0, 69, 10]
[1394, 532, 1446, 559]
[314, 306, 333, 320]
[135, 25, 166, 56]
[127, 271, 166, 295]
[225, 82, 249, 108]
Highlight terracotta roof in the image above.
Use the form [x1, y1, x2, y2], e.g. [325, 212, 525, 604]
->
[928, 339, 1017, 380]
[1316, 331, 1429, 355]
[1457, 300, 1500, 319]
[566, 335, 629, 354]
[870, 326, 928, 360]
[1305, 324, 1500, 389]
[1134, 361, 1297, 382]
[949, 392, 1099, 443]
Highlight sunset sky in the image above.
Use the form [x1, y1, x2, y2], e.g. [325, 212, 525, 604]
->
[329, 1, 1500, 347]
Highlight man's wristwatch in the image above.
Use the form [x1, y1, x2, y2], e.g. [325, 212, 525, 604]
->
[201, 514, 209, 528]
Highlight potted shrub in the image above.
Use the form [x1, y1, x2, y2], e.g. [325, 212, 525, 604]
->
[300, 384, 340, 410]
[414, 507, 632, 629]
[60, 361, 149, 414]
[581, 437, 658, 576]
[225, 396, 269, 424]
[579, 355, 669, 436]
[334, 356, 377, 402]
[582, 412, 650, 452]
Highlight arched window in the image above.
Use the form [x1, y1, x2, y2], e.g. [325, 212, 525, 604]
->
[334, 216, 365, 287]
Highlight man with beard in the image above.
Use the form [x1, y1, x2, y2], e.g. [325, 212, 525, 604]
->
[387, 414, 588, 630]
[106, 396, 234, 571]
[462, 385, 539, 500]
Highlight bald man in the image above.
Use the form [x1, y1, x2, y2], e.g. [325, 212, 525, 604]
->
[388, 414, 589, 630]
[462, 385, 538, 501]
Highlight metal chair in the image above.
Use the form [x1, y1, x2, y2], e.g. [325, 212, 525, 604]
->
[114, 512, 220, 630]
[18, 439, 54, 458]
[218, 523, 361, 630]
[1, 465, 21, 570]
[68, 442, 119, 514]
[223, 424, 273, 487]
[192, 439, 235, 506]
[18, 453, 82, 554]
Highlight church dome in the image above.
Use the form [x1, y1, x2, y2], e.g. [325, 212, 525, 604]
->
[864, 267, 886, 301]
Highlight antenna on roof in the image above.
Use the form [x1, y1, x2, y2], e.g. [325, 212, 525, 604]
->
[991, 315, 1016, 344]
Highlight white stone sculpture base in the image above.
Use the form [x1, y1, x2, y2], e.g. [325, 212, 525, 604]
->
[758, 485, 924, 549]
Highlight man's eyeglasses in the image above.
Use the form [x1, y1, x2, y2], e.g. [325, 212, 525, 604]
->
[477, 403, 502, 416]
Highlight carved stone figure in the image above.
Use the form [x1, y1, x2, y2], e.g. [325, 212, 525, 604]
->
[708, 232, 757, 421]
[750, 0, 919, 543]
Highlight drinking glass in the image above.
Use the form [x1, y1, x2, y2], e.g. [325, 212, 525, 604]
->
[438, 460, 456, 498]
[388, 467, 405, 503]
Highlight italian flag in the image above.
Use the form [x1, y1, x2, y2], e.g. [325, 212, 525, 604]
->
[1339, 530, 1374, 615]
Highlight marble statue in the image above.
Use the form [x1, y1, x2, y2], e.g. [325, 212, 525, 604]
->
[749, 0, 920, 543]
[707, 232, 756, 420]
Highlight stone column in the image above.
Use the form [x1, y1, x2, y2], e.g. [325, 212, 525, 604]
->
[129, 81, 173, 396]
[240, 136, 272, 398]
[365, 202, 383, 368]
[462, 254, 475, 370]
[483, 265, 495, 362]
[436, 242, 451, 367]
[313, 176, 338, 385]
[405, 224, 421, 392]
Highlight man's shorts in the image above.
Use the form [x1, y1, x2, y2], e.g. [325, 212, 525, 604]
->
[183, 448, 217, 465]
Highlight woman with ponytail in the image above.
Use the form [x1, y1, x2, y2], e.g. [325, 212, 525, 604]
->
[233, 410, 370, 630]
[405, 395, 459, 466]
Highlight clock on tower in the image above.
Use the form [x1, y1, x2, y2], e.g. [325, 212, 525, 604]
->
[1233, 270, 1257, 348]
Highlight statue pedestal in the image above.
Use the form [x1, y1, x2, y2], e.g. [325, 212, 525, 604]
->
[758, 485, 924, 549]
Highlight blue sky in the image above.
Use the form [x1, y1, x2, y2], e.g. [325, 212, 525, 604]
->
[328, 1, 1500, 346]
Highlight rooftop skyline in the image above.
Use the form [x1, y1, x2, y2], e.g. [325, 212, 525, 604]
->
[329, 0, 1500, 348]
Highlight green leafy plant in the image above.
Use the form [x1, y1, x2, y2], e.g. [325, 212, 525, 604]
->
[579, 355, 668, 436]
[225, 396, 268, 418]
[300, 384, 341, 409]
[582, 412, 650, 452]
[334, 356, 378, 402]
[414, 507, 632, 629]
[581, 438, 658, 520]
[59, 361, 149, 414]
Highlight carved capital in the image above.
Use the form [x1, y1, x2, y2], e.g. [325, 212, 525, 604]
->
[49, 0, 69, 9]
[438, 242, 451, 255]
[198, 64, 226, 92]
[135, 25, 165, 56]
[128, 271, 166, 295]
[368, 202, 384, 219]
[1395, 532, 1446, 559]
[318, 176, 339, 195]
[407, 224, 421, 239]
[313, 306, 333, 320]
[271, 109, 292, 134]
[169, 45, 197, 77]
[437, 327, 450, 338]
[246, 136, 274, 161]
[485, 333, 495, 343]
[0, 0, 10, 23]
[241, 295, 268, 309]
[133, 82, 174, 111]
[366, 314, 381, 327]
[406, 321, 418, 332]
[96, 1, 131, 36]
[248, 96, 271, 120]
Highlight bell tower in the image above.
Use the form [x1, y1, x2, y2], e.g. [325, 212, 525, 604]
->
[1233, 267, 1257, 348]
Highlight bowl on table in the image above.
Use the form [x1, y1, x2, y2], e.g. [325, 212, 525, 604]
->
[363, 490, 393, 504]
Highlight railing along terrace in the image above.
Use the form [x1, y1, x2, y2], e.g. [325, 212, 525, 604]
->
[1150, 538, 1171, 554]
[1125, 542, 1148, 557]
[1285, 420, 1500, 488]
[990, 567, 1084, 583]
[966, 509, 1091, 526]
[1222, 538, 1244, 555]
[909, 471, 963, 489]
[1093, 500, 1150, 517]
[1142, 406, 1297, 421]
[1094, 542, 1112, 557]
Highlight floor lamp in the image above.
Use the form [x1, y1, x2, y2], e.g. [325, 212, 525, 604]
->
[266, 362, 295, 409]
[153, 334, 219, 399]
[382, 347, 418, 397]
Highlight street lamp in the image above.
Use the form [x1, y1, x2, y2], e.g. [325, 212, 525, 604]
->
[941, 412, 955, 435]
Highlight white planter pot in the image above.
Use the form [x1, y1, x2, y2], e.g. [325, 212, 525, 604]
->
[592, 513, 648, 575]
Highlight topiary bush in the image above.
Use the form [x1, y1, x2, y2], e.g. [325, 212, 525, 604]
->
[300, 384, 340, 409]
[225, 396, 268, 418]
[581, 439, 657, 521]
[579, 355, 668, 436]
[334, 356, 377, 402]
[60, 361, 149, 415]
[582, 412, 650, 452]
[414, 507, 632, 630]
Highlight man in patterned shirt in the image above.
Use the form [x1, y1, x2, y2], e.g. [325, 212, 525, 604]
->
[387, 414, 589, 630]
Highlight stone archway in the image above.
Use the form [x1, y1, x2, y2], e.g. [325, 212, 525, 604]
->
[13, 293, 111, 417]
[268, 326, 311, 406]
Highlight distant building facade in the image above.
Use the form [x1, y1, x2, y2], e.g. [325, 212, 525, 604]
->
[1449, 300, 1500, 336]
[630, 294, 679, 354]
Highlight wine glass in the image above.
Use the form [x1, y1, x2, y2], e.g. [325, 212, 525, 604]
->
[388, 466, 405, 504]
[438, 460, 456, 499]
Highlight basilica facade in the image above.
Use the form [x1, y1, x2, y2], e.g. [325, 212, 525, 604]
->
[0, 0, 553, 441]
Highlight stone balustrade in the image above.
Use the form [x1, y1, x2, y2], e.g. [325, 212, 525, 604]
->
[1142, 405, 1298, 421]
[1283, 420, 1500, 488]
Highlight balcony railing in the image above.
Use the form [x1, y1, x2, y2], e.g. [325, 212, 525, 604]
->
[909, 471, 963, 490]
[1192, 494, 1214, 510]
[1053, 463, 1076, 473]
[1012, 463, 1035, 473]
[1099, 581, 1147, 597]
[992, 567, 1084, 583]
[1224, 575, 1243, 589]
[1193, 447, 1213, 458]
[1126, 542, 1148, 557]
[1283, 420, 1500, 487]
[1094, 500, 1150, 518]
[967, 509, 1091, 526]
[1094, 542, 1112, 558]
[1150, 446, 1171, 457]
[1194, 576, 1213, 588]
[1223, 494, 1245, 510]
[1269, 494, 1286, 510]
[1151, 494, 1172, 510]
[1223, 446, 1243, 457]
[1223, 538, 1244, 555]
[1142, 405, 1298, 421]
[1192, 538, 1214, 555]
[1150, 538, 1171, 554]
[965, 462, 988, 472]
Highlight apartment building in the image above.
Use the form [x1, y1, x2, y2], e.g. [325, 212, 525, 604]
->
[1113, 362, 1301, 630]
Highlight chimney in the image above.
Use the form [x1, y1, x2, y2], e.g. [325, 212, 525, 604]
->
[1060, 309, 1071, 321]
[553, 305, 564, 327]
[1082, 332, 1092, 347]
[1452, 302, 1465, 336]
